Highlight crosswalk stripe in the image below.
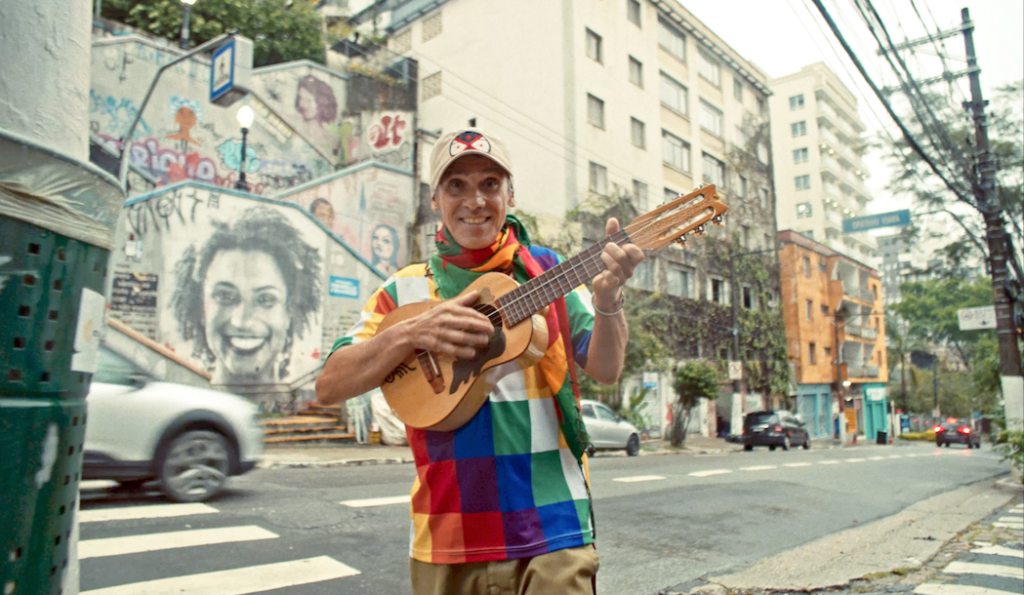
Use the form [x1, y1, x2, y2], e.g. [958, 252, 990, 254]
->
[914, 583, 1022, 595]
[80, 526, 277, 560]
[340, 495, 411, 508]
[79, 503, 218, 523]
[993, 521, 1024, 529]
[944, 561, 1024, 579]
[1009, 505, 1022, 512]
[971, 545, 1024, 558]
[818, 460, 842, 465]
[740, 465, 777, 471]
[612, 475, 665, 483]
[782, 463, 813, 467]
[689, 469, 732, 477]
[80, 555, 359, 595]
[996, 516, 1023, 523]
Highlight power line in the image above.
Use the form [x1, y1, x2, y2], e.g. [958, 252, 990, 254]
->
[909, 0, 968, 105]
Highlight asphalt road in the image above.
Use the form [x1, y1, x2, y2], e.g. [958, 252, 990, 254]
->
[78, 440, 1010, 595]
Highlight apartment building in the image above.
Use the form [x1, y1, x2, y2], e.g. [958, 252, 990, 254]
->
[769, 63, 876, 263]
[778, 230, 889, 442]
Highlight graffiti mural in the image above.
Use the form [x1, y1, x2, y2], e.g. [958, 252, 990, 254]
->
[279, 163, 415, 277]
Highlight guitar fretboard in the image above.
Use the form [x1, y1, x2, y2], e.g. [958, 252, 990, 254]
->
[497, 229, 631, 326]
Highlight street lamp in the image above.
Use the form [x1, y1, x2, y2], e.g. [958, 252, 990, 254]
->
[235, 105, 254, 191]
[179, 0, 198, 50]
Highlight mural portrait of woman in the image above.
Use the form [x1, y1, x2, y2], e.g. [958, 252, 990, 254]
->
[171, 207, 322, 390]
[295, 74, 340, 158]
[370, 223, 400, 277]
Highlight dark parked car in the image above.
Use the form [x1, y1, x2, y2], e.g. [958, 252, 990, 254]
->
[742, 410, 809, 451]
[934, 419, 981, 449]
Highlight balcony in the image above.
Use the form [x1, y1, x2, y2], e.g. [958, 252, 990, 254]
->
[844, 325, 878, 341]
[847, 365, 880, 378]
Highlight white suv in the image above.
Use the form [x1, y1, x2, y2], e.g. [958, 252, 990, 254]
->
[83, 346, 264, 502]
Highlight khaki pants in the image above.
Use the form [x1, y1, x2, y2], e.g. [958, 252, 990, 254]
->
[409, 545, 599, 595]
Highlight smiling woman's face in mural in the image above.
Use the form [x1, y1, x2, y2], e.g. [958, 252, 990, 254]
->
[297, 86, 318, 122]
[371, 227, 395, 262]
[203, 249, 290, 382]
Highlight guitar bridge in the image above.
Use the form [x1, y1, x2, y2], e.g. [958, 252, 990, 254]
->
[415, 350, 445, 394]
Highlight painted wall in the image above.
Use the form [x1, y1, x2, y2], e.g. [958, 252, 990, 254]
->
[106, 182, 386, 411]
[278, 162, 416, 277]
[0, 0, 92, 161]
[90, 37, 332, 196]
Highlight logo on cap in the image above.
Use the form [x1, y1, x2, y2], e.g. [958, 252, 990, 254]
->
[449, 131, 491, 157]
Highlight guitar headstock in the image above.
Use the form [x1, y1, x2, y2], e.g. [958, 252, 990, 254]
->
[624, 185, 728, 251]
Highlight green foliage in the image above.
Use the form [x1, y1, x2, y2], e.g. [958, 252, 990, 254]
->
[995, 431, 1024, 484]
[669, 361, 723, 447]
[101, 0, 326, 67]
[619, 387, 652, 431]
[892, 277, 994, 352]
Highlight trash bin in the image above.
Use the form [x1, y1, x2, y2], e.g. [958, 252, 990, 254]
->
[1, 131, 123, 595]
[876, 430, 887, 445]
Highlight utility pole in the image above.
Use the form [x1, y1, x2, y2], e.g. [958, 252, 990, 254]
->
[729, 253, 743, 436]
[961, 8, 1023, 430]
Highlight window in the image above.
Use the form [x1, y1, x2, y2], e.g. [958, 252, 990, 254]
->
[702, 153, 725, 186]
[660, 72, 687, 114]
[806, 299, 813, 320]
[586, 29, 602, 63]
[658, 18, 686, 61]
[710, 277, 727, 304]
[664, 187, 679, 203]
[821, 304, 830, 314]
[699, 100, 723, 137]
[662, 130, 690, 172]
[734, 78, 743, 101]
[764, 233, 773, 250]
[631, 117, 646, 148]
[719, 347, 730, 360]
[803, 256, 811, 277]
[808, 342, 816, 365]
[743, 286, 754, 309]
[633, 180, 649, 211]
[629, 259, 655, 290]
[94, 347, 147, 385]
[738, 175, 747, 198]
[791, 121, 807, 136]
[627, 0, 641, 26]
[698, 48, 720, 86]
[421, 71, 442, 101]
[789, 94, 805, 110]
[667, 265, 693, 298]
[795, 174, 811, 190]
[628, 56, 643, 87]
[757, 96, 767, 116]
[801, 230, 815, 240]
[422, 12, 443, 42]
[760, 187, 770, 210]
[589, 161, 608, 195]
[587, 94, 605, 128]
[742, 225, 750, 249]
[824, 346, 831, 358]
[596, 403, 619, 422]
[819, 260, 828, 273]
[582, 403, 595, 418]
[793, 148, 809, 163]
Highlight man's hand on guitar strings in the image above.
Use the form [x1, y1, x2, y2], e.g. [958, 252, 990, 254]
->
[593, 217, 645, 311]
[404, 290, 495, 360]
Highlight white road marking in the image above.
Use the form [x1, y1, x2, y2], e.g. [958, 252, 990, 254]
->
[739, 465, 778, 471]
[971, 545, 1024, 558]
[944, 561, 1024, 579]
[868, 456, 886, 461]
[1009, 504, 1022, 512]
[818, 460, 842, 465]
[613, 475, 666, 483]
[80, 556, 359, 595]
[79, 503, 218, 523]
[914, 583, 1022, 595]
[887, 455, 903, 459]
[80, 526, 277, 560]
[782, 463, 813, 468]
[689, 469, 733, 477]
[340, 495, 411, 508]
[845, 458, 866, 463]
[992, 520, 1024, 529]
[904, 453, 920, 458]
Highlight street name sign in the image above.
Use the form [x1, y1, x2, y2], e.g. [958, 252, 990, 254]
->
[842, 209, 911, 234]
[958, 305, 996, 331]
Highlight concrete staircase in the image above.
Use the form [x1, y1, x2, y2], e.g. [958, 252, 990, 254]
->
[261, 403, 356, 445]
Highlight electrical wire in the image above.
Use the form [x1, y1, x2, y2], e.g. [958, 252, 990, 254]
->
[909, 0, 969, 106]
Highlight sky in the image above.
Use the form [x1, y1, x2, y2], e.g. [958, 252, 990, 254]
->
[679, 0, 1024, 214]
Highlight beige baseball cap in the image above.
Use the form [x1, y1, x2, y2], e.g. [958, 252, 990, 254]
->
[430, 128, 514, 191]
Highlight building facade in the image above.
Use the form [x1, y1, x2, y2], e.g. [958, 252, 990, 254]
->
[778, 230, 889, 441]
[769, 63, 876, 263]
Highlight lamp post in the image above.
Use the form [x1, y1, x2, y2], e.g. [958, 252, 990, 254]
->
[179, 0, 198, 50]
[235, 105, 254, 191]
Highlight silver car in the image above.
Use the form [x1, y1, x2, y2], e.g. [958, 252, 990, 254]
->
[581, 399, 641, 456]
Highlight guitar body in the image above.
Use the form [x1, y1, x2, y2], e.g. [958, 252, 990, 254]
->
[377, 272, 549, 431]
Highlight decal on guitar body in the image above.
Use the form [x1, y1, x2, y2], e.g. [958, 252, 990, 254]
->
[383, 361, 417, 384]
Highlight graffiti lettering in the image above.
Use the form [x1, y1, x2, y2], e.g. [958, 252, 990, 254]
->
[367, 114, 407, 151]
[125, 188, 209, 237]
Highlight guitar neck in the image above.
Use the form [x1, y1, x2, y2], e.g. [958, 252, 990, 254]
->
[497, 229, 631, 326]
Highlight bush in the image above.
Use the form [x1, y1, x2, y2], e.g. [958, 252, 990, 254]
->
[995, 430, 1024, 484]
[898, 430, 936, 441]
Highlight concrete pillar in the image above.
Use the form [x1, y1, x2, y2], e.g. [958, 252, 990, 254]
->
[0, 0, 93, 161]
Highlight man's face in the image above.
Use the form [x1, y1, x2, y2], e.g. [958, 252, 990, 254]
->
[203, 250, 290, 380]
[432, 154, 514, 250]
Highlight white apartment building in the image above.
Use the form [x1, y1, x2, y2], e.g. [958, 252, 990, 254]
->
[769, 62, 876, 263]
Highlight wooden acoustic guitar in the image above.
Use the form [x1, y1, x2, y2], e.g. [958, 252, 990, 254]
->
[377, 185, 729, 431]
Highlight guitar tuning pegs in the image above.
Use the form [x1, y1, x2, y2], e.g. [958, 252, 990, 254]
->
[675, 235, 688, 247]
[711, 215, 724, 227]
[694, 225, 707, 236]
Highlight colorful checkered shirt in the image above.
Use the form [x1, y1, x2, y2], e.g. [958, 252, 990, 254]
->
[330, 246, 596, 564]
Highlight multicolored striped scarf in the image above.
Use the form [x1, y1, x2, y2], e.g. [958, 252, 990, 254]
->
[430, 217, 591, 461]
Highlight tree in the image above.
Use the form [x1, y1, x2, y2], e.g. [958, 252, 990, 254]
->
[670, 362, 723, 447]
[891, 277, 995, 369]
[101, 0, 326, 67]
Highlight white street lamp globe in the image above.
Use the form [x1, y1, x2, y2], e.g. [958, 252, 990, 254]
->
[236, 105, 255, 128]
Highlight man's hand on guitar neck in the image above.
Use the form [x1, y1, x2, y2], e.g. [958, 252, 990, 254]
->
[592, 218, 645, 311]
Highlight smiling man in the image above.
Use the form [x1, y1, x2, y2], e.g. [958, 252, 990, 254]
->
[316, 128, 644, 595]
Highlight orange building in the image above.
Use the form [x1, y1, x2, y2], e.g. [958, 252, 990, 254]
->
[778, 230, 889, 442]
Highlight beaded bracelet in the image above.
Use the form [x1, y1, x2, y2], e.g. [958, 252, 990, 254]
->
[592, 292, 625, 316]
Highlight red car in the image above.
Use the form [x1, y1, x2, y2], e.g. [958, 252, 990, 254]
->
[934, 419, 981, 449]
